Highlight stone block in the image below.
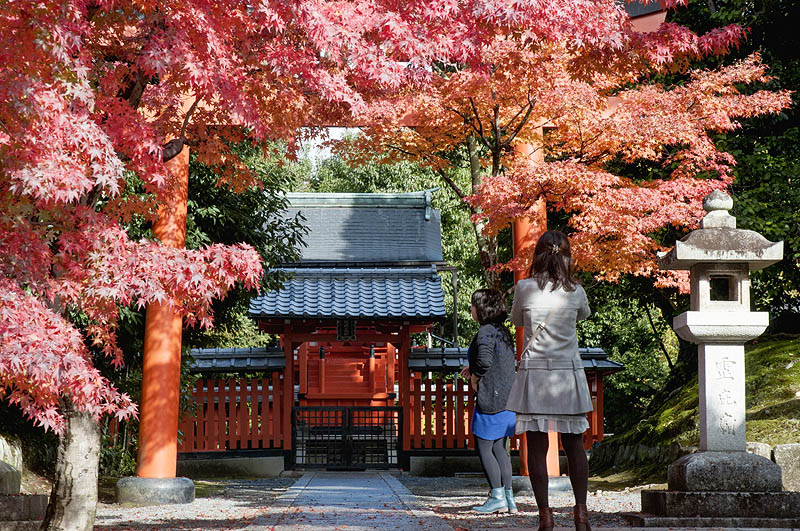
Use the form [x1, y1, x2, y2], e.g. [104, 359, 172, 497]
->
[773, 443, 800, 491]
[641, 489, 800, 518]
[116, 477, 194, 506]
[0, 436, 22, 472]
[409, 456, 481, 476]
[0, 461, 21, 495]
[177, 456, 284, 478]
[0, 494, 48, 520]
[746, 441, 772, 459]
[668, 451, 782, 492]
[0, 522, 41, 531]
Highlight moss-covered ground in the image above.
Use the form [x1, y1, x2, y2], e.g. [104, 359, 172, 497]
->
[588, 334, 800, 489]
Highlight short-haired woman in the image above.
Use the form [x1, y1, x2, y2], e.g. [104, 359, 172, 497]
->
[506, 230, 593, 531]
[460, 288, 518, 514]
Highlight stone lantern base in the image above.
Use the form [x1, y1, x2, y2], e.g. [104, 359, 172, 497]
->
[625, 451, 800, 528]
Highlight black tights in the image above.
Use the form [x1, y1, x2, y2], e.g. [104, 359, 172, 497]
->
[525, 431, 588, 508]
[476, 436, 513, 490]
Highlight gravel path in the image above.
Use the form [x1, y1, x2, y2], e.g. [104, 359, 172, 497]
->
[94, 477, 296, 530]
[93, 473, 646, 530]
[396, 474, 645, 529]
[92, 473, 784, 530]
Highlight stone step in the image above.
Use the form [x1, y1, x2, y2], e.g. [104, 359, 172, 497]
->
[624, 512, 800, 529]
[641, 489, 800, 518]
[0, 495, 48, 522]
[0, 523, 41, 531]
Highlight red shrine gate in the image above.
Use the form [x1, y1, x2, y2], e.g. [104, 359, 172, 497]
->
[176, 191, 622, 470]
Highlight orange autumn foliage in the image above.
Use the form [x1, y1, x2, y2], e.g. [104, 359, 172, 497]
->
[342, 33, 791, 291]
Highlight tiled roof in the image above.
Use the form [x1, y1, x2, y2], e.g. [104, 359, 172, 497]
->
[249, 266, 446, 319]
[622, 0, 662, 17]
[188, 347, 285, 373]
[282, 191, 442, 264]
[188, 346, 623, 374]
[408, 347, 624, 373]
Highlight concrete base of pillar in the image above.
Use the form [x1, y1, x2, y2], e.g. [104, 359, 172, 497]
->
[511, 475, 571, 495]
[116, 477, 195, 506]
[177, 456, 284, 478]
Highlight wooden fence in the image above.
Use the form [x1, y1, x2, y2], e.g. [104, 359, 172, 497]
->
[406, 372, 523, 452]
[177, 375, 285, 452]
[176, 368, 603, 455]
[406, 370, 602, 452]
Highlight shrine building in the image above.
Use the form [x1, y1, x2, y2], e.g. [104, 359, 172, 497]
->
[176, 190, 622, 474]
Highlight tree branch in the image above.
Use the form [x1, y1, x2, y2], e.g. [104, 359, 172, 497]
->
[505, 101, 536, 145]
[436, 168, 467, 199]
[162, 96, 202, 163]
[643, 301, 674, 370]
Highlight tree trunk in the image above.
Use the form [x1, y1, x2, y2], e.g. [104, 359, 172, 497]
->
[472, 218, 502, 291]
[42, 402, 100, 531]
[466, 134, 503, 291]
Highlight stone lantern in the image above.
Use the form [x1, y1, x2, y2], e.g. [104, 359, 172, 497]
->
[660, 189, 782, 453]
[630, 190, 800, 528]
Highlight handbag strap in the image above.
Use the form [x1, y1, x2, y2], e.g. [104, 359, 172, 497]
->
[526, 308, 557, 346]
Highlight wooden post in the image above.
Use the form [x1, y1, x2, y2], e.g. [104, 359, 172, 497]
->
[399, 327, 411, 452]
[596, 375, 605, 445]
[298, 343, 308, 394]
[319, 345, 326, 395]
[369, 344, 376, 393]
[282, 328, 294, 451]
[137, 146, 188, 479]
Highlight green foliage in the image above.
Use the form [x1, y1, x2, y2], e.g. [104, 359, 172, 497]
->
[668, 0, 800, 329]
[578, 281, 676, 433]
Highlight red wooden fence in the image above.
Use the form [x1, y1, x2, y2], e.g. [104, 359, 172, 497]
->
[406, 370, 604, 452]
[406, 372, 522, 452]
[177, 375, 284, 452]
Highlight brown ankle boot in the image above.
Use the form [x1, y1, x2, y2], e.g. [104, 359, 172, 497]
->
[538, 506, 554, 531]
[574, 503, 591, 531]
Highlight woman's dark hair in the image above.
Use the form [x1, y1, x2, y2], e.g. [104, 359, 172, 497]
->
[527, 230, 578, 292]
[471, 289, 508, 325]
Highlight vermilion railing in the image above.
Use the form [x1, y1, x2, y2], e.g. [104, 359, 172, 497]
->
[177, 375, 284, 452]
[406, 372, 522, 452]
[175, 367, 603, 454]
[406, 371, 603, 452]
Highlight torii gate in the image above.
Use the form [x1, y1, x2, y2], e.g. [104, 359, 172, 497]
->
[127, 4, 668, 503]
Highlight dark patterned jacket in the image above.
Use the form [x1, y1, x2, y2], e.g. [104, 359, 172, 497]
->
[468, 323, 517, 414]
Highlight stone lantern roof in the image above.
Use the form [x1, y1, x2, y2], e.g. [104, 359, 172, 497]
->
[658, 190, 783, 271]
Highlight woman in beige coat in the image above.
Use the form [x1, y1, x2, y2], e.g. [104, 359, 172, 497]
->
[506, 230, 592, 531]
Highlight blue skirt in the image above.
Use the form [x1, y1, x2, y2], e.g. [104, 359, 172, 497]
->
[472, 408, 516, 440]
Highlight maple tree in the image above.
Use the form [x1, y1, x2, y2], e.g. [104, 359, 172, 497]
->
[4, 0, 745, 433]
[341, 5, 791, 292]
[0, 1, 493, 526]
[0, 0, 791, 526]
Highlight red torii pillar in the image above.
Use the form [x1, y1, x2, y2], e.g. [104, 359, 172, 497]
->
[117, 146, 195, 505]
[138, 146, 189, 478]
[512, 140, 560, 477]
[510, 12, 667, 479]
